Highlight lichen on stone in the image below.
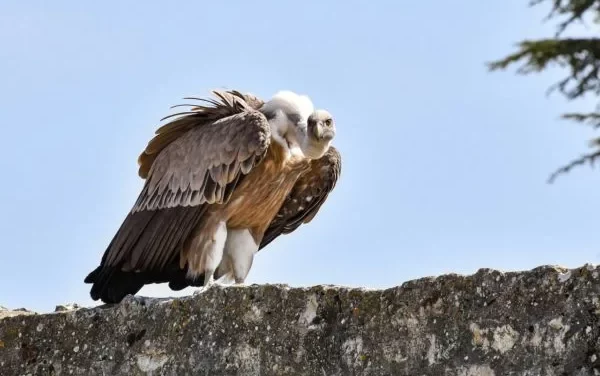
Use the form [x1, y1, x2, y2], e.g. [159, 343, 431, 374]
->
[1, 264, 600, 375]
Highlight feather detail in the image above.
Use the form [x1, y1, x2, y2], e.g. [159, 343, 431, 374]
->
[240, 157, 255, 175]
[85, 89, 270, 304]
[138, 90, 266, 179]
[259, 146, 341, 250]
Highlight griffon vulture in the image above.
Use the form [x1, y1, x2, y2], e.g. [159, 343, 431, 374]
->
[84, 89, 341, 303]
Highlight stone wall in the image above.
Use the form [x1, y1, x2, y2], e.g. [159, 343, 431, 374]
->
[1, 264, 600, 375]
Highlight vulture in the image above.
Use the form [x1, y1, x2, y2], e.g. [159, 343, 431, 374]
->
[84, 89, 341, 303]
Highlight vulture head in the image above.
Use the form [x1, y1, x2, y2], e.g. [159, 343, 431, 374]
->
[259, 91, 335, 160]
[301, 109, 335, 159]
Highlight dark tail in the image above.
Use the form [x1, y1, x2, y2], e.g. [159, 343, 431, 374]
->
[85, 261, 206, 303]
[84, 203, 208, 304]
[85, 266, 148, 304]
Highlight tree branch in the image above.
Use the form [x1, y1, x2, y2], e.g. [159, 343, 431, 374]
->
[530, 0, 600, 36]
[487, 1, 600, 182]
[561, 112, 600, 127]
[488, 38, 600, 100]
[548, 149, 600, 182]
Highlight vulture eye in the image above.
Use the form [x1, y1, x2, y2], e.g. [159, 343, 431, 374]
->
[324, 119, 332, 127]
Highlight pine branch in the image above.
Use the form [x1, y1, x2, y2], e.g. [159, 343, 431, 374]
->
[487, 0, 600, 182]
[547, 148, 600, 182]
[488, 38, 600, 100]
[561, 111, 600, 127]
[529, 0, 600, 36]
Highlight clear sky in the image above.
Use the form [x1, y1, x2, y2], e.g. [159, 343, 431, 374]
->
[1, 1, 599, 313]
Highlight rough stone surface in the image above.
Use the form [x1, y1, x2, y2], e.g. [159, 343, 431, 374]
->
[2, 264, 600, 375]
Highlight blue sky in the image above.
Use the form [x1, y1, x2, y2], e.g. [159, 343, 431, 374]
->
[1, 1, 599, 313]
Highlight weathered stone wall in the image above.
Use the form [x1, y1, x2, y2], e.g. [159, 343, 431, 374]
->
[1, 264, 600, 375]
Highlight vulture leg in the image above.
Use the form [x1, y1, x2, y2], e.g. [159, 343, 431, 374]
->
[217, 228, 259, 284]
[184, 220, 228, 289]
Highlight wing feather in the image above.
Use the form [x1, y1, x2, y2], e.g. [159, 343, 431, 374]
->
[138, 90, 265, 179]
[259, 146, 342, 250]
[133, 110, 271, 212]
[85, 90, 270, 303]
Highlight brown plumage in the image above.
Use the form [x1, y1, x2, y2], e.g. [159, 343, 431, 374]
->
[260, 146, 341, 250]
[137, 90, 264, 179]
[84, 89, 341, 303]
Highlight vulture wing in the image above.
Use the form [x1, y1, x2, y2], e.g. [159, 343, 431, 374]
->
[85, 91, 271, 303]
[259, 146, 341, 250]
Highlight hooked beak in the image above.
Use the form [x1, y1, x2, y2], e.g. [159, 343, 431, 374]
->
[321, 128, 335, 141]
[313, 121, 335, 141]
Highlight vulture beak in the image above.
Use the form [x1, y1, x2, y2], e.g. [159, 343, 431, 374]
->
[314, 121, 335, 141]
[321, 127, 335, 141]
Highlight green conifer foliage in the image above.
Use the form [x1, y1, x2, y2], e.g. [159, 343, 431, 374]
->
[489, 0, 600, 182]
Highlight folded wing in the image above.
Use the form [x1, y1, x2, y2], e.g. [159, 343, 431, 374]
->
[260, 146, 342, 250]
[85, 91, 271, 303]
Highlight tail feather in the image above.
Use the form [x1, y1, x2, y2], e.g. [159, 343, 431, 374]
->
[85, 259, 206, 303]
[84, 203, 207, 304]
[86, 266, 147, 304]
[167, 271, 205, 291]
